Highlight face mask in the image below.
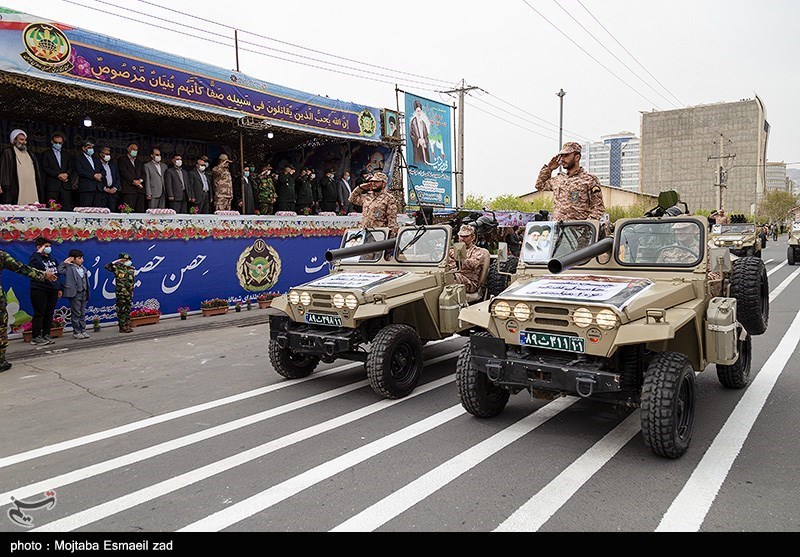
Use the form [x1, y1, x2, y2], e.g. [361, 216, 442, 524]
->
[103, 155, 111, 162]
[129, 150, 138, 157]
[174, 160, 182, 167]
[52, 143, 62, 151]
[86, 148, 94, 156]
[124, 260, 132, 267]
[42, 247, 52, 255]
[154, 156, 161, 163]
[243, 171, 250, 177]
[198, 165, 207, 171]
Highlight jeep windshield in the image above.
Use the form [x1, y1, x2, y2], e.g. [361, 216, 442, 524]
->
[340, 228, 390, 263]
[394, 226, 448, 263]
[713, 223, 755, 235]
[617, 220, 704, 266]
[521, 221, 597, 265]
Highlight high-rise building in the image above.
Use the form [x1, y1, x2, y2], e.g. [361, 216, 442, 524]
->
[765, 161, 788, 192]
[640, 97, 769, 214]
[581, 132, 639, 192]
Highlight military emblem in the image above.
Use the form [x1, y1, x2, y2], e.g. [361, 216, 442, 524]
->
[20, 23, 74, 74]
[571, 190, 580, 202]
[358, 109, 377, 136]
[236, 239, 282, 292]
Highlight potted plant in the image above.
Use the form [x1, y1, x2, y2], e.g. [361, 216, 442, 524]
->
[118, 203, 134, 214]
[200, 298, 229, 317]
[93, 316, 101, 332]
[234, 301, 242, 313]
[19, 321, 34, 343]
[178, 307, 189, 320]
[50, 315, 65, 337]
[129, 307, 162, 327]
[245, 299, 252, 311]
[257, 292, 280, 309]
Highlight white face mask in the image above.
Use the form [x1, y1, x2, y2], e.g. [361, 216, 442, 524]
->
[174, 160, 182, 167]
[198, 165, 207, 171]
[102, 155, 111, 162]
[153, 155, 162, 163]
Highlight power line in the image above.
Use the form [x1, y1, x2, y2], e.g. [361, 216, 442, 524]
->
[483, 92, 592, 141]
[576, 0, 684, 107]
[519, 0, 663, 109]
[552, 0, 679, 108]
[464, 101, 558, 141]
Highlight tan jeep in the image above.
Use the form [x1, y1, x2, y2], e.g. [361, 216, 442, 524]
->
[710, 222, 762, 258]
[269, 224, 492, 399]
[456, 212, 769, 459]
[787, 221, 800, 265]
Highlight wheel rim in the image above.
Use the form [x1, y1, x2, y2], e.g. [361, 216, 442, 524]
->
[481, 374, 506, 403]
[288, 351, 314, 367]
[390, 341, 417, 385]
[675, 372, 695, 442]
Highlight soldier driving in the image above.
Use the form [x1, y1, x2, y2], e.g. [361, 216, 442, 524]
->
[656, 221, 701, 263]
[536, 142, 605, 222]
[447, 224, 488, 295]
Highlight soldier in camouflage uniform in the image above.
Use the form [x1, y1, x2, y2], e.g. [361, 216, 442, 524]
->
[447, 224, 488, 294]
[1, 250, 57, 371]
[349, 172, 400, 238]
[536, 142, 605, 221]
[212, 155, 233, 212]
[255, 163, 276, 215]
[657, 221, 722, 296]
[104, 252, 135, 333]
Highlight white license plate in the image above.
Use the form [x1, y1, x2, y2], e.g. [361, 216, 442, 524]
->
[304, 313, 343, 327]
[520, 331, 585, 353]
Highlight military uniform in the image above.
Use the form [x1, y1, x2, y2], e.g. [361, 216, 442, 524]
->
[349, 173, 400, 237]
[275, 169, 296, 212]
[105, 252, 135, 333]
[1, 251, 50, 371]
[294, 171, 315, 214]
[447, 225, 488, 294]
[212, 162, 233, 211]
[536, 142, 605, 221]
[254, 173, 276, 215]
[656, 223, 722, 297]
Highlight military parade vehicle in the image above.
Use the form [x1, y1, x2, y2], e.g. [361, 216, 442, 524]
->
[455, 192, 769, 459]
[709, 222, 762, 258]
[787, 221, 800, 265]
[268, 224, 493, 399]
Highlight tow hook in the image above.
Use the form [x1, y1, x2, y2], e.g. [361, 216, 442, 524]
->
[486, 362, 502, 382]
[575, 376, 596, 398]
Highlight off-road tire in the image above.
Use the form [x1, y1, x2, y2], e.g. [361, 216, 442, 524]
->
[366, 324, 424, 399]
[268, 340, 320, 379]
[487, 255, 518, 298]
[717, 332, 751, 389]
[730, 256, 769, 335]
[788, 246, 795, 266]
[641, 352, 696, 459]
[456, 332, 509, 417]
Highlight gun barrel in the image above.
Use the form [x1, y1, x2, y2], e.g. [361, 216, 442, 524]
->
[548, 237, 613, 274]
[325, 237, 397, 262]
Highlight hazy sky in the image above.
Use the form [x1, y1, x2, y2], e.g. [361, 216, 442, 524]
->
[3, 0, 798, 199]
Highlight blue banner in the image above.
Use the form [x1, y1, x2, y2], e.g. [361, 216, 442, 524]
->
[404, 92, 454, 208]
[0, 8, 382, 142]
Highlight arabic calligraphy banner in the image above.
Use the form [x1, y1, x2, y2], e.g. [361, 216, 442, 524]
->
[0, 8, 382, 142]
[0, 212, 361, 335]
[404, 92, 454, 208]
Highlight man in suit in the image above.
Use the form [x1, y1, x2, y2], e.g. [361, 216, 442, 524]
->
[164, 154, 190, 213]
[97, 146, 121, 212]
[275, 164, 296, 212]
[409, 100, 431, 165]
[74, 140, 105, 208]
[118, 142, 145, 213]
[336, 171, 353, 214]
[233, 162, 256, 215]
[38, 131, 75, 211]
[142, 147, 167, 208]
[188, 156, 212, 214]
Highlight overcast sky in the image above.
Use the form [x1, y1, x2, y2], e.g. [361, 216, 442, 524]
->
[4, 0, 798, 199]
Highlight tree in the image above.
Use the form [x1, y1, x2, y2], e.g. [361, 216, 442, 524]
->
[758, 190, 798, 223]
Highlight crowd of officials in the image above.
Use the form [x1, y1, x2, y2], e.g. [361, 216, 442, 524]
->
[0, 129, 365, 216]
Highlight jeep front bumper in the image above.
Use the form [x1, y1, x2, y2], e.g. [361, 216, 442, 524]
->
[470, 335, 622, 397]
[269, 315, 365, 358]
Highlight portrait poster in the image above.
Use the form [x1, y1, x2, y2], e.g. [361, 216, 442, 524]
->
[404, 92, 453, 208]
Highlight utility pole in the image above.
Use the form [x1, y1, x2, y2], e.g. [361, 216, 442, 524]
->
[557, 89, 566, 149]
[442, 79, 481, 208]
[708, 134, 735, 211]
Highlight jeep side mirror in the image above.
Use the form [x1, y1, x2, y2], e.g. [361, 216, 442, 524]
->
[497, 242, 508, 264]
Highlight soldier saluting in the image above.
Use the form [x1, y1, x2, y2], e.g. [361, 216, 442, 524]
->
[104, 252, 135, 333]
[535, 142, 605, 221]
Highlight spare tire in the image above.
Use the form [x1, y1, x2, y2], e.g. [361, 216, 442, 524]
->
[730, 256, 769, 335]
[487, 255, 519, 298]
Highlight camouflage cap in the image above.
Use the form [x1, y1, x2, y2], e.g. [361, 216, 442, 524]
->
[118, 252, 132, 260]
[673, 221, 695, 230]
[368, 172, 388, 182]
[457, 224, 476, 237]
[558, 142, 582, 155]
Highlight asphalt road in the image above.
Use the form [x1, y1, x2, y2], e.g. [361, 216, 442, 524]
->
[1, 238, 798, 536]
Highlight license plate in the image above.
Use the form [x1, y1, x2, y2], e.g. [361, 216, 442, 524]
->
[304, 313, 343, 327]
[520, 331, 585, 353]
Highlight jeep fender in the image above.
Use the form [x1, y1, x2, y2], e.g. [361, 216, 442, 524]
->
[615, 306, 698, 346]
[353, 291, 428, 320]
[458, 300, 500, 335]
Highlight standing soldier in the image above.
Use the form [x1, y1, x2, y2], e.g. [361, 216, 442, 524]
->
[104, 252, 135, 333]
[254, 163, 276, 215]
[212, 154, 233, 212]
[535, 142, 605, 221]
[0, 250, 57, 372]
[294, 167, 315, 215]
[275, 164, 296, 212]
[710, 209, 730, 225]
[348, 172, 400, 237]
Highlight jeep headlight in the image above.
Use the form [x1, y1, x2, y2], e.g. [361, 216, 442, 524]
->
[596, 309, 618, 330]
[299, 291, 312, 306]
[345, 294, 358, 310]
[332, 293, 345, 309]
[512, 303, 531, 322]
[288, 290, 300, 305]
[492, 301, 511, 320]
[573, 307, 593, 328]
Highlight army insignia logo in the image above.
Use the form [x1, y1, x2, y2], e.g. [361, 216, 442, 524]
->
[570, 191, 580, 202]
[358, 109, 377, 136]
[20, 23, 74, 74]
[236, 239, 282, 292]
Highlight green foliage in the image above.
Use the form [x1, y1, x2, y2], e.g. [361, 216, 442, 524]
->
[758, 190, 799, 223]
[606, 204, 648, 223]
[464, 193, 488, 210]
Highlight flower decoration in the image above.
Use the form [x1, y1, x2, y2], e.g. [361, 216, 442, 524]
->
[46, 199, 62, 211]
[275, 211, 297, 217]
[178, 306, 190, 317]
[200, 298, 229, 309]
[130, 308, 162, 318]
[52, 315, 65, 327]
[189, 207, 199, 215]
[74, 207, 110, 213]
[19, 321, 33, 332]
[146, 208, 176, 215]
[118, 203, 134, 214]
[214, 211, 241, 216]
[257, 292, 281, 302]
[318, 212, 337, 216]
[0, 204, 39, 211]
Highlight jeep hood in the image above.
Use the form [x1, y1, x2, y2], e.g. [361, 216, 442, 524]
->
[298, 270, 437, 298]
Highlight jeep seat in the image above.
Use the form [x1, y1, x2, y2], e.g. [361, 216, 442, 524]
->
[466, 248, 491, 304]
